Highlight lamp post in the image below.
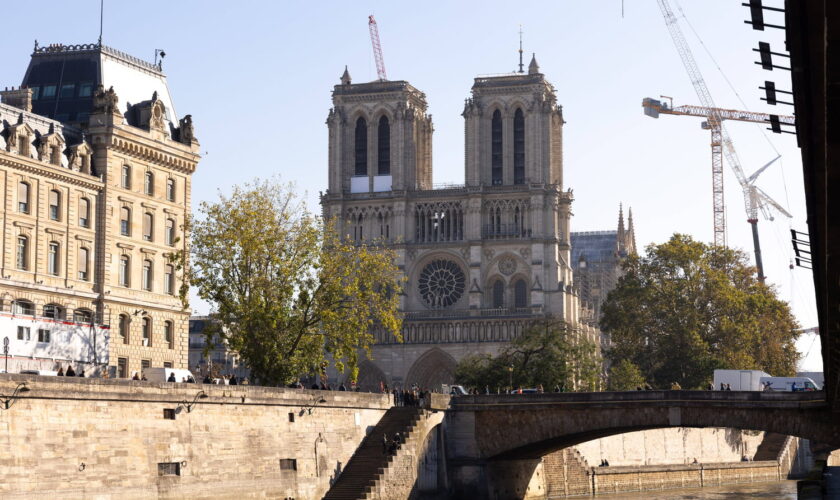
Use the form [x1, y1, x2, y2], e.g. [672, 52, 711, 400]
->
[1, 382, 30, 410]
[177, 390, 209, 414]
[3, 336, 8, 374]
[508, 365, 514, 392]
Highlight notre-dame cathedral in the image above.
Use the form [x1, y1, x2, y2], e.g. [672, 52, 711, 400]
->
[321, 55, 633, 390]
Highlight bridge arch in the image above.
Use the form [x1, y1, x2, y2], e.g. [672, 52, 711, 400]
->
[451, 391, 840, 460]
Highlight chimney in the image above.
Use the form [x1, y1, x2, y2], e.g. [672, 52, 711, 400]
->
[1, 87, 33, 113]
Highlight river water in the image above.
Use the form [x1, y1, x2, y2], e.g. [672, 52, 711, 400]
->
[594, 480, 798, 499]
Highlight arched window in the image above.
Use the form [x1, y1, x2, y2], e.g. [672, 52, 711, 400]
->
[142, 317, 152, 346]
[164, 264, 175, 295]
[142, 259, 153, 291]
[164, 320, 174, 349]
[79, 197, 91, 227]
[49, 189, 61, 220]
[119, 255, 130, 287]
[492, 280, 505, 308]
[514, 279, 528, 308]
[120, 207, 131, 236]
[144, 171, 154, 196]
[74, 308, 93, 324]
[143, 212, 153, 241]
[121, 165, 131, 188]
[377, 116, 390, 175]
[48, 241, 60, 275]
[18, 181, 30, 213]
[43, 304, 64, 319]
[354, 117, 367, 176]
[119, 314, 130, 344]
[12, 300, 34, 316]
[78, 247, 90, 281]
[513, 108, 525, 185]
[166, 178, 176, 201]
[165, 218, 176, 246]
[491, 110, 503, 186]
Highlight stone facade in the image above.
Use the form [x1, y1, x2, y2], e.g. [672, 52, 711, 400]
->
[0, 374, 390, 499]
[321, 57, 596, 391]
[0, 43, 199, 377]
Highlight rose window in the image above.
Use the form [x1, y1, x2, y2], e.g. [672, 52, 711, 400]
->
[418, 259, 465, 309]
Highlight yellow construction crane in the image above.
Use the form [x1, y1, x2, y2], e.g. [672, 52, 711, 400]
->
[642, 97, 795, 282]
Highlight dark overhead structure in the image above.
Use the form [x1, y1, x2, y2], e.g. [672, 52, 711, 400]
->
[784, 0, 840, 412]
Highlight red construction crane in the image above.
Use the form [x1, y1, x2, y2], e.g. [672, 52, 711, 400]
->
[368, 15, 387, 81]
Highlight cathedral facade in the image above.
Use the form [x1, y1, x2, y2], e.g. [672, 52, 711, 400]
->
[321, 56, 595, 390]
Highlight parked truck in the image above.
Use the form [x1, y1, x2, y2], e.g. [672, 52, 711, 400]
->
[712, 369, 771, 391]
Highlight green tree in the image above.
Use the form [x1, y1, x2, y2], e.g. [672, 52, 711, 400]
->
[176, 180, 403, 386]
[454, 319, 602, 392]
[608, 359, 645, 391]
[600, 234, 800, 390]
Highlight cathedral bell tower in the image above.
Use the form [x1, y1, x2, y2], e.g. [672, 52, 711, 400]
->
[326, 67, 433, 195]
[462, 54, 564, 188]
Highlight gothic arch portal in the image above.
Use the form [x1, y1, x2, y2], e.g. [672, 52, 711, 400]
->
[356, 360, 388, 392]
[405, 347, 457, 390]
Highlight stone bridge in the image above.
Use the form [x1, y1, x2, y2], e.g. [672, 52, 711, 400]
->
[444, 390, 840, 498]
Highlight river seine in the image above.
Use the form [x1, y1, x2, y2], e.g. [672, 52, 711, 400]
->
[594, 480, 797, 499]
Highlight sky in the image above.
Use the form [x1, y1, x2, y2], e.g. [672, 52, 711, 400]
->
[0, 1, 821, 371]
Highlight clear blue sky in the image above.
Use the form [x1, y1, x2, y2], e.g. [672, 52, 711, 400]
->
[1, 1, 820, 370]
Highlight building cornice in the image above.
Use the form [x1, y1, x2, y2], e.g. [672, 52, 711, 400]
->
[0, 151, 104, 190]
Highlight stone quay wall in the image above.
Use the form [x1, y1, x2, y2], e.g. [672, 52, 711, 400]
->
[0, 374, 391, 500]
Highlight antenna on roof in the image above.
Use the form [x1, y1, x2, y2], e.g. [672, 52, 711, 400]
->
[98, 0, 104, 46]
[518, 25, 524, 73]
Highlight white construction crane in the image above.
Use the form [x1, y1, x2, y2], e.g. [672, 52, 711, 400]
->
[651, 0, 793, 281]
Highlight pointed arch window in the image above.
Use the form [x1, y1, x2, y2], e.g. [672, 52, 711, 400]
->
[514, 279, 528, 308]
[491, 110, 503, 186]
[354, 117, 367, 176]
[513, 108, 525, 184]
[492, 280, 505, 308]
[377, 116, 390, 175]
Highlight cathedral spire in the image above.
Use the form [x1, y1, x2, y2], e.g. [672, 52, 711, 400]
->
[518, 25, 524, 73]
[627, 207, 637, 255]
[617, 203, 625, 238]
[340, 65, 351, 85]
[528, 53, 540, 75]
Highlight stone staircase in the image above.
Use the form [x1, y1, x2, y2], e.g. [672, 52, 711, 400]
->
[323, 407, 423, 500]
[753, 432, 789, 461]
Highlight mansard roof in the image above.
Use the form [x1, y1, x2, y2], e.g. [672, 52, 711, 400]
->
[21, 42, 178, 132]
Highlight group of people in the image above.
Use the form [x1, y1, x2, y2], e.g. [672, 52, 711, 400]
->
[382, 432, 404, 455]
[55, 364, 81, 377]
[392, 387, 429, 407]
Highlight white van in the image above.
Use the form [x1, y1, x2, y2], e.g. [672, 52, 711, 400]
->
[759, 376, 819, 392]
[19, 369, 58, 376]
[143, 367, 196, 383]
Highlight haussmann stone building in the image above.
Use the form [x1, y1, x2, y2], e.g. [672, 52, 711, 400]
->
[321, 55, 625, 391]
[0, 42, 199, 377]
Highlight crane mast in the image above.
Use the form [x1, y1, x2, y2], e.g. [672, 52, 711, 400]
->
[368, 15, 387, 81]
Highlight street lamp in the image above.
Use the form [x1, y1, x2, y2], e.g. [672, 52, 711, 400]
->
[508, 365, 514, 392]
[3, 336, 9, 374]
[176, 390, 208, 414]
[1, 382, 30, 410]
[299, 396, 327, 416]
